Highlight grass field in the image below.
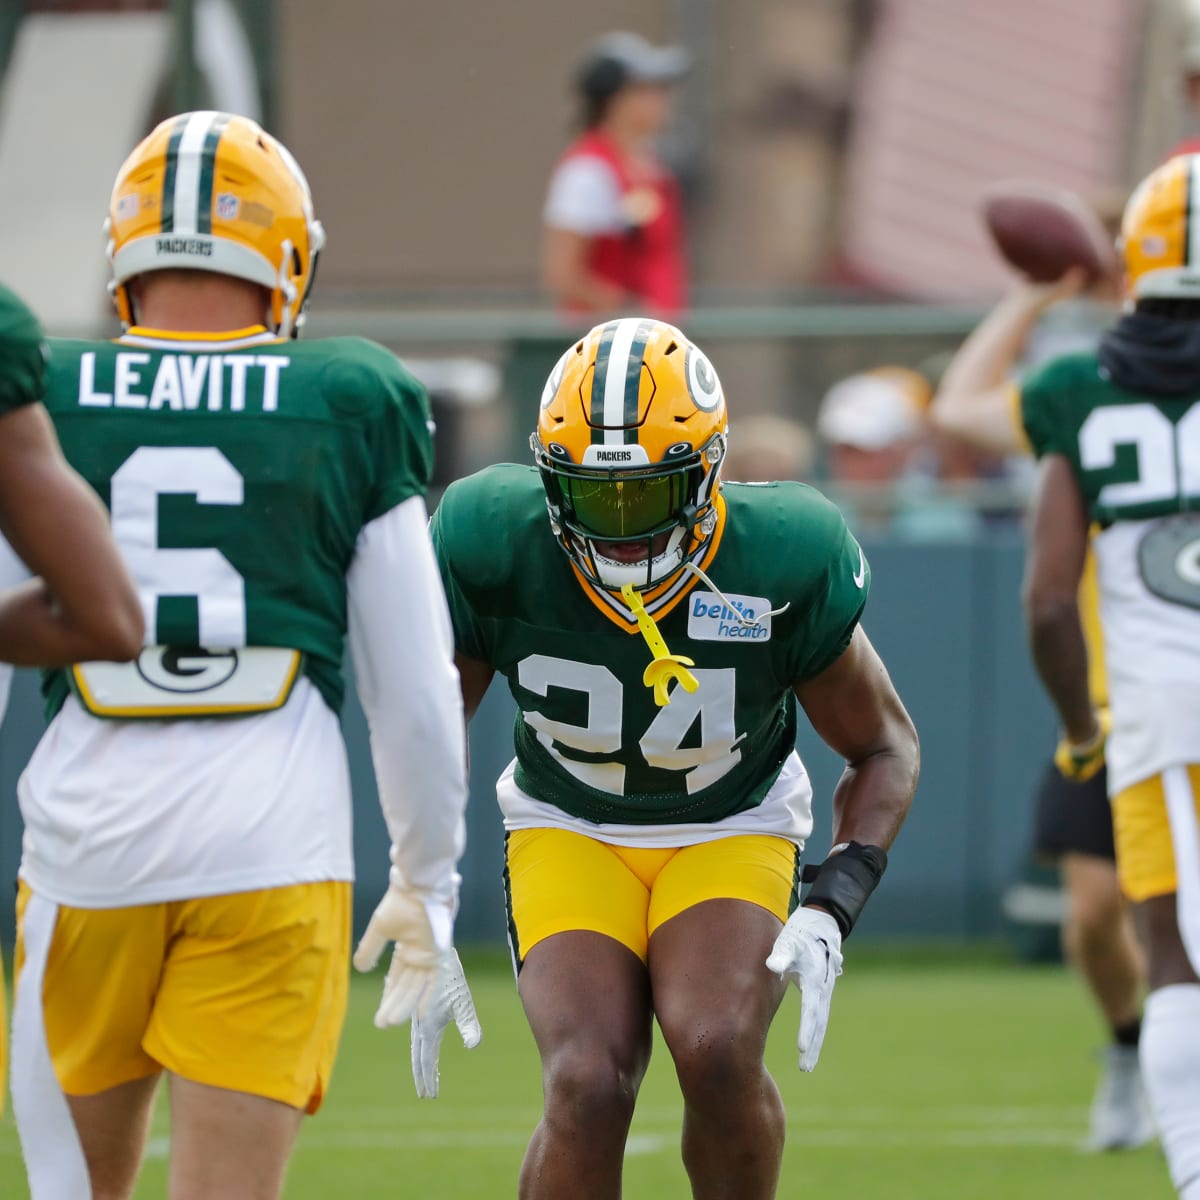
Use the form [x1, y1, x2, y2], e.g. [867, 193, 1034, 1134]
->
[0, 948, 1174, 1198]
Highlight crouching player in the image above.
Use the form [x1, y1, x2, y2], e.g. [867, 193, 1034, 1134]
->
[429, 318, 919, 1199]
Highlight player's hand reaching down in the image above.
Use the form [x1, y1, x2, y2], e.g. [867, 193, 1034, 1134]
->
[411, 949, 482, 1098]
[766, 906, 844, 1072]
[353, 883, 481, 1095]
[353, 882, 443, 1026]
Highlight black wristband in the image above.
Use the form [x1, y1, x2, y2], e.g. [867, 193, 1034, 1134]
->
[800, 841, 888, 939]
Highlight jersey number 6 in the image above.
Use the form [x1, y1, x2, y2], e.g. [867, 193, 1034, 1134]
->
[110, 446, 246, 645]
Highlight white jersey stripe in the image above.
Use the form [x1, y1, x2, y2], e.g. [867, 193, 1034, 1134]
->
[601, 318, 643, 447]
[1164, 765, 1200, 976]
[172, 111, 219, 237]
[11, 893, 92, 1198]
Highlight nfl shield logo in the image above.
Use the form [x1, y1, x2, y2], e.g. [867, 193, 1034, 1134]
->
[215, 192, 240, 221]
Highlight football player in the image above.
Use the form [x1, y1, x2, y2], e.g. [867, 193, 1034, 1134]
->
[0, 285, 142, 665]
[930, 273, 1152, 1149]
[0, 284, 143, 1123]
[8, 112, 476, 1200]
[1019, 155, 1200, 1198]
[430, 318, 919, 1199]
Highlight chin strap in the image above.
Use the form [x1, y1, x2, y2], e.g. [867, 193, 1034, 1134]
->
[620, 583, 698, 707]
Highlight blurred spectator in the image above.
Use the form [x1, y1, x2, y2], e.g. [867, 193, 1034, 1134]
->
[723, 413, 815, 483]
[817, 370, 921, 489]
[820, 367, 987, 540]
[541, 32, 689, 317]
[1178, 0, 1200, 152]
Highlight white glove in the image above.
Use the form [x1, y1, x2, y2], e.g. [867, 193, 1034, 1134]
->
[353, 882, 442, 1028]
[410, 948, 482, 1098]
[765, 906, 844, 1072]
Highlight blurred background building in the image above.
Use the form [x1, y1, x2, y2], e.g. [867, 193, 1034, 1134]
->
[0, 0, 1196, 947]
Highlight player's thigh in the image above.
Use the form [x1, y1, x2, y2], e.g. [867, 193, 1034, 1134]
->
[1115, 764, 1200, 986]
[14, 882, 164, 1097]
[150, 881, 351, 1116]
[505, 826, 660, 967]
[13, 886, 165, 1197]
[507, 829, 655, 1082]
[167, 1076, 304, 1200]
[647, 836, 795, 1058]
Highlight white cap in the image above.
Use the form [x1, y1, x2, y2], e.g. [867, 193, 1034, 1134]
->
[817, 373, 922, 452]
[1185, 0, 1200, 74]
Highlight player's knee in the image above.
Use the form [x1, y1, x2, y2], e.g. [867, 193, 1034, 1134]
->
[1066, 869, 1123, 941]
[668, 1014, 766, 1106]
[542, 1045, 640, 1131]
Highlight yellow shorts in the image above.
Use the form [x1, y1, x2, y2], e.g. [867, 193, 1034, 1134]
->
[1113, 764, 1200, 902]
[504, 828, 800, 967]
[14, 880, 350, 1113]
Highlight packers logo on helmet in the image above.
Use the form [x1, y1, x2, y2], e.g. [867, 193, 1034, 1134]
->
[1121, 155, 1200, 300]
[532, 317, 728, 592]
[104, 111, 325, 338]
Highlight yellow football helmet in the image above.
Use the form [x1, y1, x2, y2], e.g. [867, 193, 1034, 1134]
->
[105, 111, 325, 337]
[1120, 155, 1200, 300]
[532, 318, 728, 591]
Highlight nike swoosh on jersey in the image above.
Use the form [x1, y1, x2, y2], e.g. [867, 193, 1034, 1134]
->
[852, 548, 866, 589]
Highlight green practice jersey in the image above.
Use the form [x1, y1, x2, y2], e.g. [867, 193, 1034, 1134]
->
[1021, 351, 1200, 523]
[0, 284, 47, 415]
[433, 465, 868, 826]
[41, 327, 433, 717]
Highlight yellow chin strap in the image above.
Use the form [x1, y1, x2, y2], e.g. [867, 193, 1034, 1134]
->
[620, 583, 699, 707]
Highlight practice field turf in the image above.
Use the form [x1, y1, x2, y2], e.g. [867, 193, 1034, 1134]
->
[0, 949, 1173, 1198]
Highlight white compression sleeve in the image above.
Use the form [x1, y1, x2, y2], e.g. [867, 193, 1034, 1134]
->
[347, 496, 467, 951]
[1141, 984, 1200, 1198]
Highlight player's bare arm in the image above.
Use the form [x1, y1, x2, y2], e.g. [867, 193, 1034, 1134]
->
[1023, 453, 1097, 746]
[793, 624, 919, 852]
[454, 650, 494, 721]
[765, 625, 918, 1073]
[0, 402, 142, 665]
[931, 270, 1087, 454]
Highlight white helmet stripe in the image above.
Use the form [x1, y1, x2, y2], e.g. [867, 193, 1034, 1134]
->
[172, 111, 220, 236]
[601, 317, 647, 446]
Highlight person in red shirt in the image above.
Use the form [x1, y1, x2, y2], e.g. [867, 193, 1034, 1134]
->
[542, 32, 690, 317]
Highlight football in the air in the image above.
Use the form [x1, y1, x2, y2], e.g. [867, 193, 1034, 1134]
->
[981, 182, 1117, 284]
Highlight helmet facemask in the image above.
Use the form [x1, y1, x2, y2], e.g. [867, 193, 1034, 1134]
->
[534, 432, 725, 591]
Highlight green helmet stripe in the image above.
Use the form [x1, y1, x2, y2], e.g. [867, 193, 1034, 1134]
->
[196, 113, 232, 235]
[159, 114, 190, 234]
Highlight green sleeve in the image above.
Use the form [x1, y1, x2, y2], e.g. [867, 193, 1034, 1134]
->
[0, 285, 47, 416]
[430, 487, 492, 663]
[1019, 355, 1083, 460]
[786, 505, 870, 683]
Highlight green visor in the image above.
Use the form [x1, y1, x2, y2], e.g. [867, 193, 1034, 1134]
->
[563, 472, 687, 539]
